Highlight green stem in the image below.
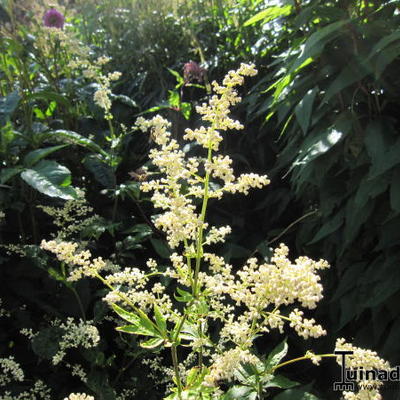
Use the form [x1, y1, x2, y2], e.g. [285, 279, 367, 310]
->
[192, 146, 212, 298]
[69, 286, 87, 322]
[272, 354, 337, 372]
[171, 344, 183, 399]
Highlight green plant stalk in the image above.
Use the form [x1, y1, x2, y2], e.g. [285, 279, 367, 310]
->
[192, 145, 213, 298]
[69, 286, 87, 322]
[272, 354, 336, 372]
[172, 344, 183, 399]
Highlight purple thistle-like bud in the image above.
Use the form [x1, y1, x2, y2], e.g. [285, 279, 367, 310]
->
[183, 61, 206, 83]
[43, 8, 65, 29]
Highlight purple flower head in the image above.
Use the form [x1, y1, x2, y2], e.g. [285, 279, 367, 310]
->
[183, 61, 206, 83]
[43, 8, 65, 29]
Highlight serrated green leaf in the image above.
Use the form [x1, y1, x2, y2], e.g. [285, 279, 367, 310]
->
[264, 339, 288, 370]
[174, 287, 193, 303]
[140, 337, 164, 349]
[112, 303, 140, 325]
[23, 145, 68, 167]
[20, 160, 77, 200]
[154, 304, 167, 336]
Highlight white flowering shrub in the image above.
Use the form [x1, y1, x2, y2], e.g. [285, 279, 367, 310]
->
[41, 64, 389, 400]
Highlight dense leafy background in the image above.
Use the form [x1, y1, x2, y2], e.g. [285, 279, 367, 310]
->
[1, 0, 400, 399]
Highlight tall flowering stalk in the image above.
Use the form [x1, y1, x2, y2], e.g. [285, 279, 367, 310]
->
[41, 64, 389, 400]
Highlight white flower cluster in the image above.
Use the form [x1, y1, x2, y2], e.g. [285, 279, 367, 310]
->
[64, 394, 94, 400]
[204, 347, 261, 386]
[66, 363, 88, 383]
[40, 240, 110, 281]
[52, 318, 100, 365]
[0, 357, 24, 386]
[0, 380, 51, 400]
[83, 56, 121, 119]
[135, 64, 269, 248]
[38, 194, 97, 239]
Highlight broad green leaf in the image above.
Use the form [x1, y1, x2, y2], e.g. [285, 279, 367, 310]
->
[265, 374, 298, 389]
[295, 87, 317, 134]
[20, 160, 77, 200]
[364, 120, 390, 163]
[0, 91, 20, 125]
[23, 145, 68, 167]
[27, 90, 70, 108]
[31, 327, 63, 359]
[321, 57, 371, 104]
[364, 257, 400, 308]
[174, 287, 193, 303]
[50, 130, 108, 157]
[113, 304, 160, 337]
[185, 367, 210, 388]
[111, 94, 138, 109]
[177, 321, 199, 341]
[140, 337, 164, 349]
[168, 90, 180, 108]
[368, 30, 400, 58]
[289, 20, 348, 74]
[84, 155, 116, 188]
[343, 197, 374, 246]
[374, 43, 400, 77]
[0, 167, 22, 184]
[223, 385, 257, 400]
[354, 174, 390, 208]
[117, 323, 157, 337]
[150, 238, 171, 258]
[365, 123, 400, 179]
[331, 262, 366, 302]
[308, 209, 344, 244]
[244, 5, 292, 26]
[154, 304, 167, 336]
[264, 339, 288, 370]
[293, 116, 350, 166]
[112, 303, 140, 325]
[181, 102, 191, 120]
